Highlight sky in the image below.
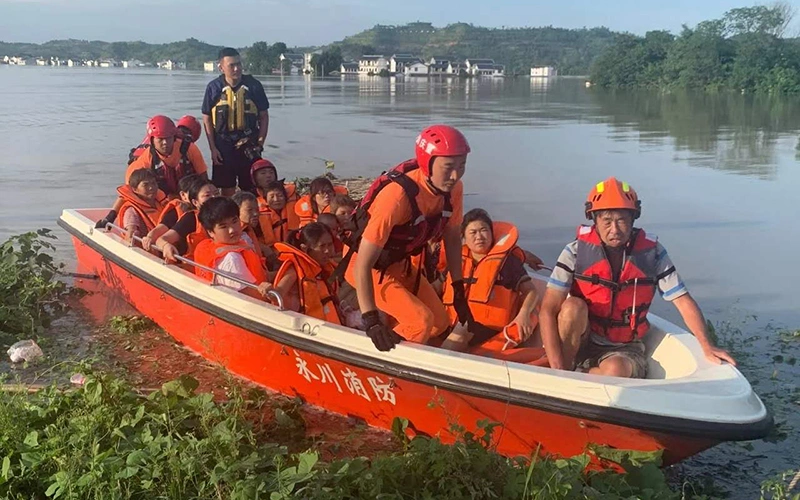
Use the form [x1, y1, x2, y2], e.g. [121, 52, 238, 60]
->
[1, 0, 799, 47]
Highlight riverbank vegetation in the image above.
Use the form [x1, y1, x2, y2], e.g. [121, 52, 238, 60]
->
[0, 230, 69, 347]
[2, 229, 799, 498]
[590, 4, 800, 93]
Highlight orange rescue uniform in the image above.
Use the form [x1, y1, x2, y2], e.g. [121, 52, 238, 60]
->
[344, 168, 463, 343]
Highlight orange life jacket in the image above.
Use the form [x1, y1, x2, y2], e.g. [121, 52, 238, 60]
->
[257, 183, 301, 230]
[294, 185, 349, 227]
[183, 212, 209, 260]
[116, 185, 167, 234]
[244, 225, 265, 262]
[571, 225, 659, 343]
[193, 239, 267, 285]
[273, 242, 341, 324]
[157, 199, 191, 226]
[134, 138, 195, 196]
[255, 205, 290, 247]
[442, 222, 536, 346]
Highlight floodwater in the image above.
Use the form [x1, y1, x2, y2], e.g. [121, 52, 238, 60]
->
[0, 66, 798, 495]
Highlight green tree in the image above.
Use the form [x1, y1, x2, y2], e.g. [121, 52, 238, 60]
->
[310, 47, 344, 76]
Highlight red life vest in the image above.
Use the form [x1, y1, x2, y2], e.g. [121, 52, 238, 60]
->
[274, 242, 341, 324]
[116, 185, 167, 234]
[157, 199, 191, 226]
[571, 225, 659, 343]
[442, 222, 536, 345]
[193, 239, 267, 285]
[342, 159, 452, 271]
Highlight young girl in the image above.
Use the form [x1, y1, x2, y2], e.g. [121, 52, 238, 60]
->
[273, 222, 341, 324]
[294, 177, 340, 227]
[153, 180, 219, 263]
[118, 168, 167, 242]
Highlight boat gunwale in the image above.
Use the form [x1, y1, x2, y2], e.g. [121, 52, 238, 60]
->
[57, 213, 774, 442]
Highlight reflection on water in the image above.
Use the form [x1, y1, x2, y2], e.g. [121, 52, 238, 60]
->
[590, 90, 800, 179]
[0, 67, 797, 325]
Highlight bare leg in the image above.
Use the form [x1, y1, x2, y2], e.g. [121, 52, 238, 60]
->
[556, 297, 588, 368]
[589, 356, 633, 377]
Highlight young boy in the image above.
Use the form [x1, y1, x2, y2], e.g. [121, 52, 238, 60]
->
[118, 168, 167, 242]
[193, 197, 273, 300]
[142, 174, 205, 251]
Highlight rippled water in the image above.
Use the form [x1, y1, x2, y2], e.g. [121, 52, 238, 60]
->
[1, 66, 798, 494]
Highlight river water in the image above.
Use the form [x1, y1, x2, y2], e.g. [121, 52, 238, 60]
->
[0, 66, 798, 494]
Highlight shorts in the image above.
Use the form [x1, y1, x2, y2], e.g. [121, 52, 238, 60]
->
[212, 139, 255, 191]
[575, 334, 648, 378]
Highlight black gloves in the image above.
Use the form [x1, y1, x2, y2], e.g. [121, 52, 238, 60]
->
[362, 310, 403, 352]
[95, 210, 118, 229]
[451, 280, 473, 325]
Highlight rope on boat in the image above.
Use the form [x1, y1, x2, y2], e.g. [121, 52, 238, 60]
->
[102, 222, 285, 310]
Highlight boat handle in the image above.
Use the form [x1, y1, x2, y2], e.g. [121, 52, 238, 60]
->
[103, 222, 285, 311]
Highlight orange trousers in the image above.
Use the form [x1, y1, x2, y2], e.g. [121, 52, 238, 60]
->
[346, 261, 450, 344]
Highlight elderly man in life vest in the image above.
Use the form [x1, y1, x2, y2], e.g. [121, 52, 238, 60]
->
[539, 177, 736, 378]
[341, 125, 472, 352]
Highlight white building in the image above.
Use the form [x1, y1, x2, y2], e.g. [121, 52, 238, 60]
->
[303, 53, 315, 74]
[358, 55, 389, 75]
[203, 61, 216, 72]
[340, 62, 359, 75]
[428, 60, 450, 75]
[530, 66, 557, 78]
[35, 58, 48, 66]
[279, 53, 305, 74]
[158, 60, 186, 70]
[446, 62, 466, 75]
[390, 54, 421, 74]
[123, 60, 144, 68]
[464, 58, 495, 75]
[404, 61, 429, 76]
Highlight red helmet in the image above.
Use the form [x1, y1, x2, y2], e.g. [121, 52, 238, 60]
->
[250, 158, 278, 183]
[146, 115, 177, 139]
[414, 124, 471, 176]
[176, 115, 202, 143]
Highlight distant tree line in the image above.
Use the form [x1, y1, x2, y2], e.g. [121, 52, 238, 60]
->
[590, 3, 800, 93]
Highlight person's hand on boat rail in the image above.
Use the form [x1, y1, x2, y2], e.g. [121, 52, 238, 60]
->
[160, 242, 180, 264]
[257, 282, 274, 299]
[362, 310, 403, 352]
[523, 250, 545, 271]
[141, 234, 154, 252]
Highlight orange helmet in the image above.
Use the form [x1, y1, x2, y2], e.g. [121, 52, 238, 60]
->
[584, 177, 641, 220]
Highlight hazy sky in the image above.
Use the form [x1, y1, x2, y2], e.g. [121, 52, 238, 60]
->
[2, 0, 798, 46]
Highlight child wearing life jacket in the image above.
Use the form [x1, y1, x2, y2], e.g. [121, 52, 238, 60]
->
[440, 209, 547, 365]
[230, 191, 268, 261]
[316, 213, 344, 261]
[273, 223, 342, 324]
[295, 177, 347, 227]
[141, 174, 205, 251]
[251, 159, 301, 229]
[153, 181, 219, 263]
[193, 197, 272, 301]
[329, 193, 357, 228]
[118, 168, 167, 243]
